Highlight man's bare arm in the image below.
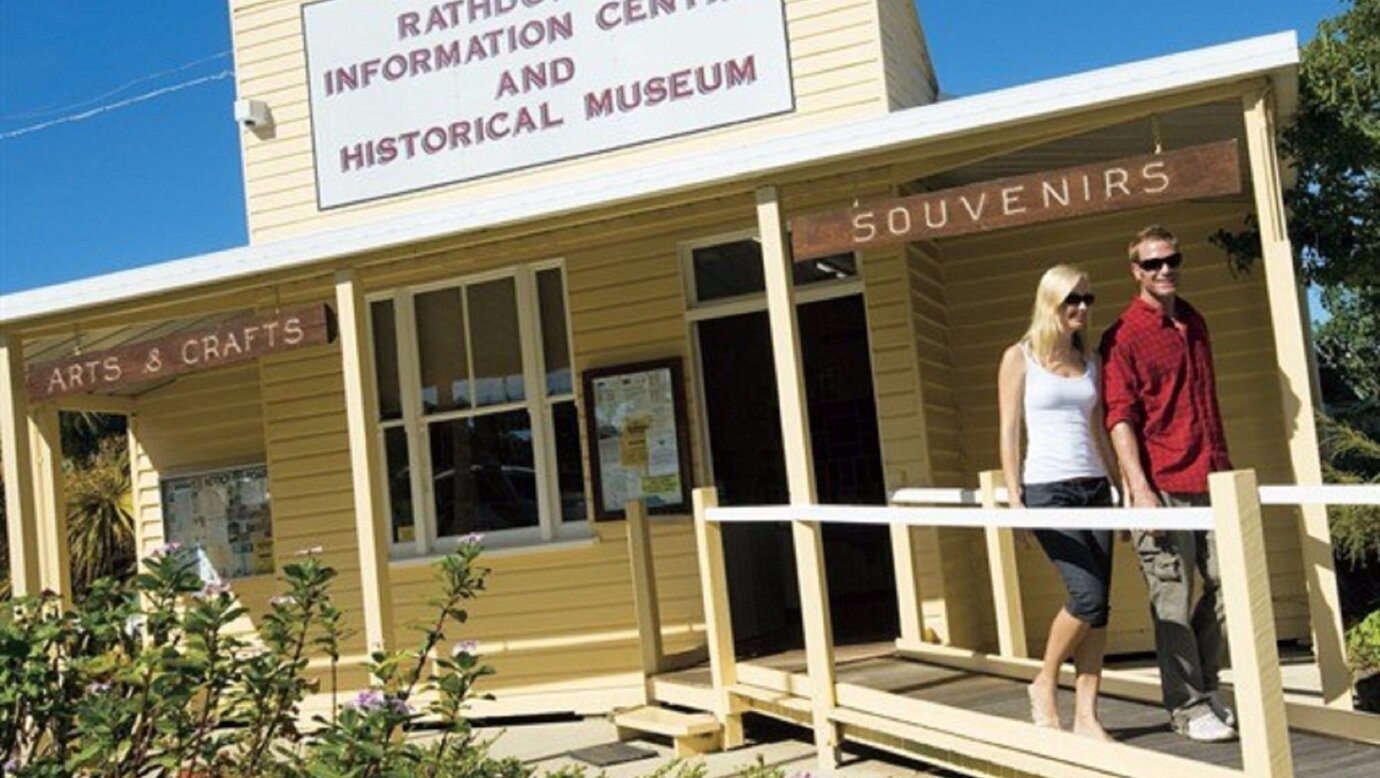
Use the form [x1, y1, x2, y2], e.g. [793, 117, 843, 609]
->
[1110, 421, 1161, 511]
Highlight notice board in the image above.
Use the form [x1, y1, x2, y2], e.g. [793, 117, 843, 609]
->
[583, 358, 692, 520]
[160, 465, 275, 581]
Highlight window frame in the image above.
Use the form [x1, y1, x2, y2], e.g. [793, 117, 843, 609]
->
[366, 259, 586, 561]
[678, 228, 865, 321]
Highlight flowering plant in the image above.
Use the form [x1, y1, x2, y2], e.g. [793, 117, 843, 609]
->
[0, 536, 495, 777]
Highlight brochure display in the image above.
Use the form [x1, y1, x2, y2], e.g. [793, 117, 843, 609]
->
[583, 358, 692, 520]
[160, 465, 275, 581]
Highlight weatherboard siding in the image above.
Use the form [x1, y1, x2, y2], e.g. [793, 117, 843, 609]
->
[228, 0, 933, 242]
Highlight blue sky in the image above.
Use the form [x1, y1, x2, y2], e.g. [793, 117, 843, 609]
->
[0, 0, 1347, 296]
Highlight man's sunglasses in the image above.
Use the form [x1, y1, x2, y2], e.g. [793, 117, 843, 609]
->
[1135, 252, 1183, 273]
[1062, 293, 1096, 307]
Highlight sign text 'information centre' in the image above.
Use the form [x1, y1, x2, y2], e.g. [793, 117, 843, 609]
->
[303, 0, 795, 208]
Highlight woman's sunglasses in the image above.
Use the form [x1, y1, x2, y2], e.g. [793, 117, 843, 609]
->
[1062, 293, 1096, 307]
[1135, 252, 1184, 273]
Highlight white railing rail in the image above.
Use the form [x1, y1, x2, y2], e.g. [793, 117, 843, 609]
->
[705, 504, 1213, 530]
[890, 483, 1380, 509]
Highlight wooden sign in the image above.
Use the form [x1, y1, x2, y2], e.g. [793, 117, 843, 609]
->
[26, 305, 335, 401]
[790, 140, 1242, 261]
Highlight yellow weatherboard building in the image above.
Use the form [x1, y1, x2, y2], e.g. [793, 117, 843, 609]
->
[3, 2, 1376, 775]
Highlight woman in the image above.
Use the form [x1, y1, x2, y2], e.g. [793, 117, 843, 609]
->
[997, 264, 1119, 741]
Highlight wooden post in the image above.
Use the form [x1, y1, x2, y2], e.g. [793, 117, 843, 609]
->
[757, 185, 840, 768]
[980, 470, 1027, 657]
[692, 488, 743, 748]
[335, 270, 396, 654]
[30, 406, 70, 606]
[1211, 469, 1294, 778]
[626, 499, 663, 703]
[1242, 88, 1351, 708]
[1, 331, 42, 597]
[890, 522, 927, 645]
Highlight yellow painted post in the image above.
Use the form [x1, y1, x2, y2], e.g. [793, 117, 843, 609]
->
[758, 185, 840, 768]
[30, 406, 70, 607]
[1242, 88, 1351, 709]
[890, 522, 926, 645]
[334, 270, 396, 654]
[1, 331, 42, 597]
[1210, 469, 1293, 778]
[625, 499, 663, 703]
[692, 487, 744, 748]
[980, 470, 1027, 657]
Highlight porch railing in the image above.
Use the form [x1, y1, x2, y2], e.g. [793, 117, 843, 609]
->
[625, 469, 1380, 778]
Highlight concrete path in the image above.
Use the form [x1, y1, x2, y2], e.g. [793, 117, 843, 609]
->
[467, 715, 951, 777]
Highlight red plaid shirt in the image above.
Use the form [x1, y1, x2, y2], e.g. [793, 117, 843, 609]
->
[1100, 297, 1232, 494]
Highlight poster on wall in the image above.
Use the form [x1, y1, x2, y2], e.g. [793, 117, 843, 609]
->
[160, 465, 275, 581]
[583, 358, 692, 520]
[301, 0, 795, 208]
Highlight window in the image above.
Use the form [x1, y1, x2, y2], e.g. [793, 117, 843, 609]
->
[369, 263, 586, 557]
[683, 232, 859, 309]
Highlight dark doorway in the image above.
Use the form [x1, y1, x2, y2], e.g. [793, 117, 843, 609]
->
[697, 294, 896, 656]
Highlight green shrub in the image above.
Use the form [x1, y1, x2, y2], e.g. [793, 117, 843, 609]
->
[1348, 610, 1380, 676]
[0, 537, 497, 777]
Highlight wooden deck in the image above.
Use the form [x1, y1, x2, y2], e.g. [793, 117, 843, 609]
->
[653, 644, 1379, 777]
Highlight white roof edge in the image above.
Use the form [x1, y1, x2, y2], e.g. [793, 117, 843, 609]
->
[0, 31, 1299, 327]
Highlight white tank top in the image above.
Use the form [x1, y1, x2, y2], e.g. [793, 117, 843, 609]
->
[1021, 344, 1108, 484]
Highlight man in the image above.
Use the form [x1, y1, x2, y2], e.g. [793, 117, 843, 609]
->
[1100, 225, 1237, 743]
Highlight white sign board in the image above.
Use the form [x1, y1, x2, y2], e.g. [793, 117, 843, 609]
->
[302, 0, 795, 209]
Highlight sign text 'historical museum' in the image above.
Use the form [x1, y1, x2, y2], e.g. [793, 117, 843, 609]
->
[303, 0, 795, 208]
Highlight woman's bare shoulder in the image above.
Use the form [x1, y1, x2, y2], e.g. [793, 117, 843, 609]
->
[1000, 343, 1026, 373]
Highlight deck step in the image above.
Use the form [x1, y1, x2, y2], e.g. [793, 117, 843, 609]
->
[613, 705, 722, 757]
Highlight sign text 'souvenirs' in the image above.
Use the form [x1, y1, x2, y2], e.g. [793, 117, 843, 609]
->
[25, 305, 334, 401]
[789, 141, 1243, 261]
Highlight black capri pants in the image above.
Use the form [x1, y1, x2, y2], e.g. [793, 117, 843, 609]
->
[1021, 477, 1115, 628]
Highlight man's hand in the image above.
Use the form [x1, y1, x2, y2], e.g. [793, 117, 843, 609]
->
[1129, 483, 1162, 537]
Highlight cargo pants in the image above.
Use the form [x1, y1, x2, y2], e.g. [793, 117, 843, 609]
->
[1131, 491, 1228, 732]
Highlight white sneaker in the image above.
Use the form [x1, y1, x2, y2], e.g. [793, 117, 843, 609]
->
[1183, 712, 1238, 743]
[1208, 697, 1237, 729]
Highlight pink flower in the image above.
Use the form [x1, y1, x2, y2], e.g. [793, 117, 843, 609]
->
[193, 581, 232, 600]
[151, 541, 183, 557]
[344, 690, 412, 716]
[458, 532, 484, 547]
[451, 639, 479, 658]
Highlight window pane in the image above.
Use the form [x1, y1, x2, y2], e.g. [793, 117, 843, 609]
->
[692, 239, 764, 302]
[385, 428, 415, 543]
[370, 301, 402, 422]
[793, 252, 857, 285]
[552, 401, 587, 522]
[537, 269, 573, 396]
[415, 288, 469, 413]
[691, 241, 858, 304]
[430, 410, 537, 535]
[468, 278, 525, 406]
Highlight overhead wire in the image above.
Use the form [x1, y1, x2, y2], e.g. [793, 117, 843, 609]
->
[0, 70, 236, 141]
[1, 49, 232, 123]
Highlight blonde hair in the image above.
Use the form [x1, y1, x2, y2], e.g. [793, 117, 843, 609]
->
[1128, 224, 1179, 262]
[1021, 264, 1090, 366]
